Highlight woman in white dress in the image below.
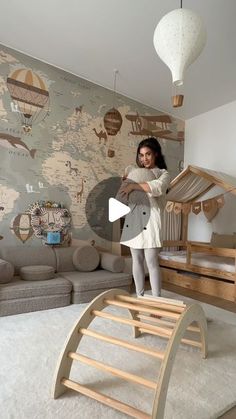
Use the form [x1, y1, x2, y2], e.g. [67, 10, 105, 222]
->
[119, 137, 170, 297]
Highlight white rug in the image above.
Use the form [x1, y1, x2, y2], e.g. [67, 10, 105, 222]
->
[1, 290, 236, 419]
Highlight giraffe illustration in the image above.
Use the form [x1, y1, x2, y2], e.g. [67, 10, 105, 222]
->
[65, 161, 79, 176]
[76, 178, 86, 203]
[92, 128, 108, 144]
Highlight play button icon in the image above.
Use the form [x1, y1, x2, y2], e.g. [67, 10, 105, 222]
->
[85, 176, 150, 243]
[108, 198, 130, 222]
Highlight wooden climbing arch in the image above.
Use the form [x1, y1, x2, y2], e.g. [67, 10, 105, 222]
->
[52, 289, 208, 418]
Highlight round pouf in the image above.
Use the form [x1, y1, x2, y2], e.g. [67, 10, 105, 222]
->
[20, 265, 55, 281]
[73, 245, 100, 272]
[0, 259, 14, 284]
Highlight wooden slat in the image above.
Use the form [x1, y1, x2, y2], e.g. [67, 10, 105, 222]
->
[92, 309, 173, 338]
[115, 294, 185, 312]
[104, 298, 180, 320]
[61, 378, 151, 419]
[159, 257, 235, 282]
[68, 352, 157, 389]
[161, 267, 235, 302]
[79, 328, 165, 360]
[137, 314, 200, 333]
[138, 328, 202, 348]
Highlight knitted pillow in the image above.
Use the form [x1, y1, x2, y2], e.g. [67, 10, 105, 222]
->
[0, 259, 14, 284]
[20, 265, 55, 280]
[73, 245, 100, 272]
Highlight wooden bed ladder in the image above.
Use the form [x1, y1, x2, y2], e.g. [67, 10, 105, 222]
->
[52, 289, 208, 419]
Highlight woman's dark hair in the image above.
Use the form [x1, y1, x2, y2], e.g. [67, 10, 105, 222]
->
[136, 137, 167, 170]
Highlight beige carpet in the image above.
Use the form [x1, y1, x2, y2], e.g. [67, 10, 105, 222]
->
[1, 290, 236, 419]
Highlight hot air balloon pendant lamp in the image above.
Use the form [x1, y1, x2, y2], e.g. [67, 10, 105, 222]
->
[153, 0, 207, 107]
[103, 69, 123, 136]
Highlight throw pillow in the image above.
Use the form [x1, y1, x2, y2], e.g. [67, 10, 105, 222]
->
[20, 265, 55, 280]
[72, 245, 100, 272]
[210, 232, 235, 249]
[0, 259, 14, 284]
[100, 252, 124, 273]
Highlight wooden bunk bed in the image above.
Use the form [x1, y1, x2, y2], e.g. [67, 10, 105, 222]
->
[159, 165, 236, 303]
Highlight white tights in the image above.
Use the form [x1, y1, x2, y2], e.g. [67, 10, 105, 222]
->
[130, 248, 161, 297]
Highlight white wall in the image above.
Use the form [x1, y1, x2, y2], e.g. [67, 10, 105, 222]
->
[184, 100, 236, 241]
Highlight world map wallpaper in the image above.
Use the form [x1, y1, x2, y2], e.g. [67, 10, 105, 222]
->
[0, 44, 184, 248]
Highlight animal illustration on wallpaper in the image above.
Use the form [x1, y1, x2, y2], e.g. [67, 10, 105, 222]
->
[76, 178, 86, 203]
[92, 128, 108, 144]
[26, 184, 40, 193]
[7, 68, 50, 133]
[75, 105, 83, 114]
[65, 161, 79, 176]
[125, 113, 184, 142]
[10, 213, 34, 244]
[0, 133, 37, 158]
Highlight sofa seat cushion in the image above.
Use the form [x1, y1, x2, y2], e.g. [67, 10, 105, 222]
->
[72, 245, 100, 272]
[0, 259, 14, 284]
[61, 269, 132, 292]
[20, 265, 55, 281]
[0, 276, 72, 301]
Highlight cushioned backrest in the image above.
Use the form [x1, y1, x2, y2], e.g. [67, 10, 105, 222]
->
[0, 246, 57, 275]
[0, 259, 14, 283]
[210, 233, 235, 249]
[54, 247, 77, 272]
[100, 252, 124, 273]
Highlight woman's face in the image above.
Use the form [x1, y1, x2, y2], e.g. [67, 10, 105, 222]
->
[138, 146, 157, 169]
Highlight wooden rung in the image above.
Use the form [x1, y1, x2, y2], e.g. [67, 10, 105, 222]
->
[61, 378, 151, 419]
[68, 352, 157, 389]
[137, 314, 201, 333]
[116, 294, 185, 313]
[79, 328, 165, 360]
[104, 299, 180, 320]
[138, 328, 202, 348]
[92, 310, 173, 338]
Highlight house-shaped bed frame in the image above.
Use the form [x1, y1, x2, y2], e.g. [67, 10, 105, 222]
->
[160, 165, 236, 303]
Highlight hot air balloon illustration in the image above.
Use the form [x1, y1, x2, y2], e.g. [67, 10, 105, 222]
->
[7, 68, 50, 133]
[103, 107, 122, 136]
[10, 213, 34, 243]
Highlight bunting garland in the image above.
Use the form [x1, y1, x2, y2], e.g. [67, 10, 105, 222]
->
[165, 194, 225, 222]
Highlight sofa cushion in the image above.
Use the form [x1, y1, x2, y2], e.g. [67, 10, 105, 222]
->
[72, 245, 100, 272]
[0, 259, 14, 284]
[54, 246, 77, 272]
[210, 233, 235, 249]
[0, 246, 57, 274]
[0, 276, 72, 301]
[61, 269, 132, 292]
[100, 252, 124, 273]
[20, 265, 55, 281]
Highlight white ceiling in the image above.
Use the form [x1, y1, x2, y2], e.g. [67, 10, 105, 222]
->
[0, 0, 235, 120]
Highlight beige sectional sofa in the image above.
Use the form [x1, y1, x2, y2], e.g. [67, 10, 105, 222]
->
[0, 245, 132, 316]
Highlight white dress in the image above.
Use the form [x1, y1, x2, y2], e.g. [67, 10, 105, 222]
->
[120, 168, 170, 249]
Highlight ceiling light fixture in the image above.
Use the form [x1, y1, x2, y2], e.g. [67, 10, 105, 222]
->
[153, 0, 207, 107]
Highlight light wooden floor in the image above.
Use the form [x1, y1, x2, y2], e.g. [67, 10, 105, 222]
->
[139, 280, 236, 418]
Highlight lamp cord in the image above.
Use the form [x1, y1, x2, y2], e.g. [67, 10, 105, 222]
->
[180, 0, 182, 8]
[113, 69, 118, 108]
